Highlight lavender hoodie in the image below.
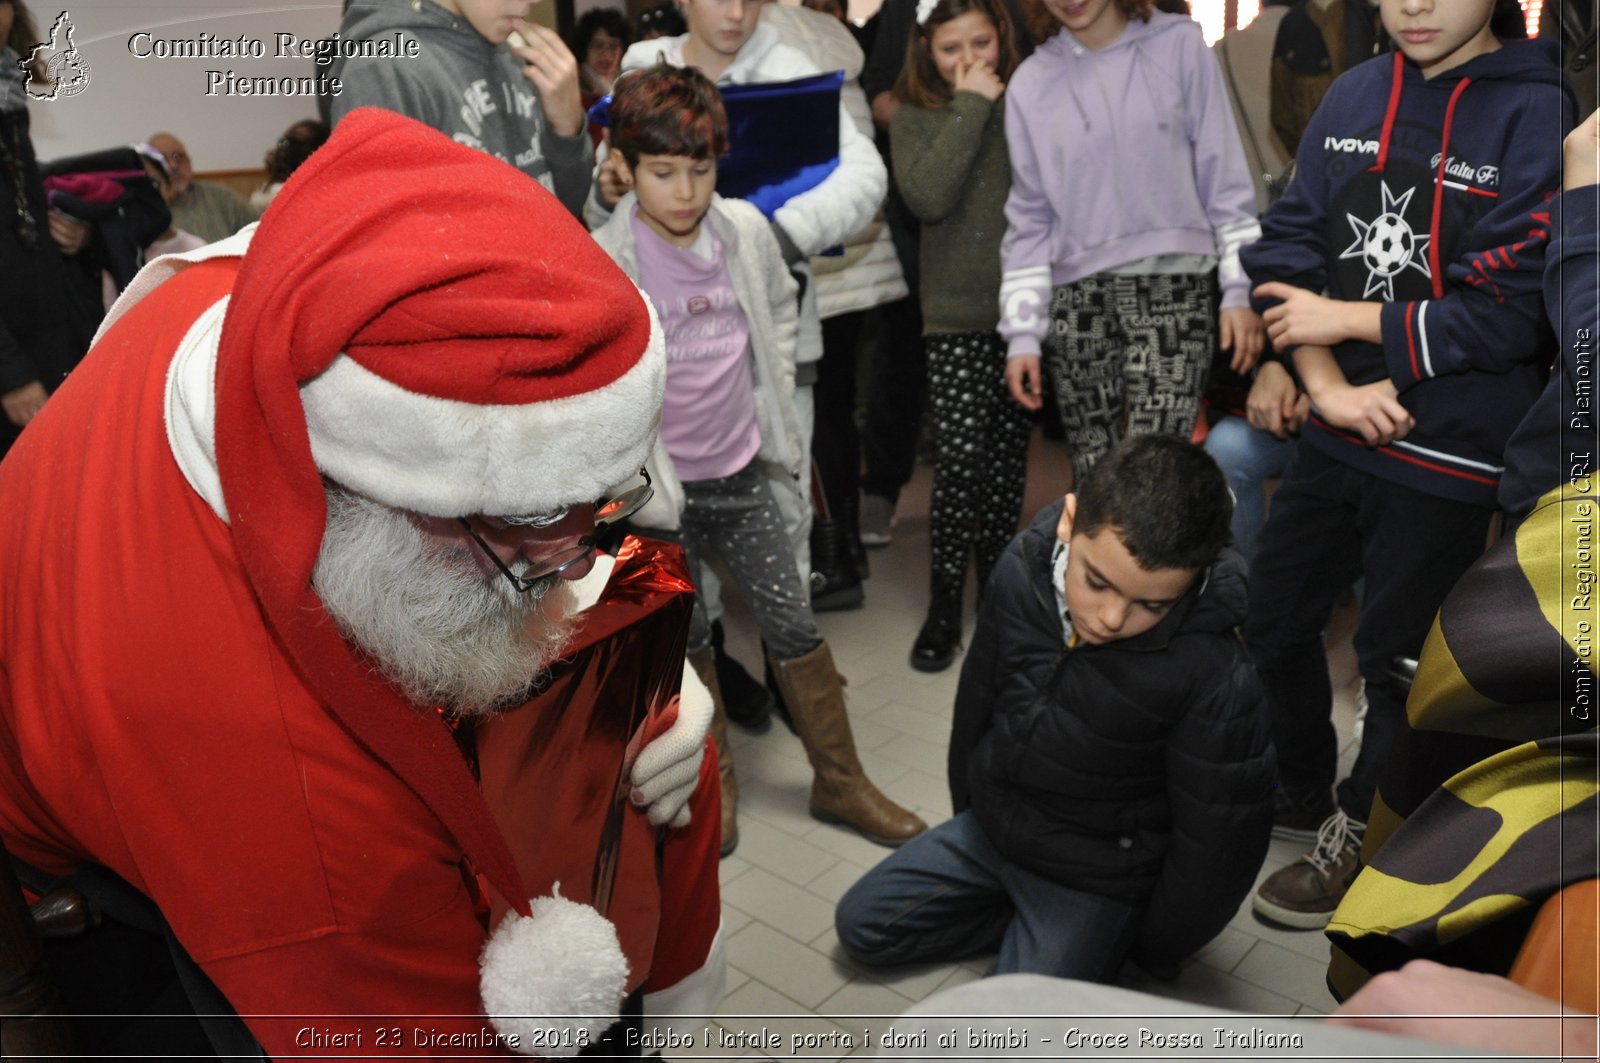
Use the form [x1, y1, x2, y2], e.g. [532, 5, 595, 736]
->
[998, 11, 1260, 358]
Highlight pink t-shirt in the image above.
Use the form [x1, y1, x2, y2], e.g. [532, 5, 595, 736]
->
[633, 212, 761, 482]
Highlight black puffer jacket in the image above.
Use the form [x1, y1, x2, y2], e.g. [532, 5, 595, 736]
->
[949, 499, 1275, 967]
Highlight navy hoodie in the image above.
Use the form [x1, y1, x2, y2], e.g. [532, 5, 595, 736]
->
[1243, 40, 1576, 508]
[1499, 181, 1599, 520]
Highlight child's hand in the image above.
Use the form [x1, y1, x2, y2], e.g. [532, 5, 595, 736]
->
[1312, 378, 1414, 447]
[47, 210, 89, 255]
[1219, 306, 1264, 373]
[1005, 354, 1044, 411]
[2, 381, 47, 427]
[1244, 360, 1301, 440]
[1256, 282, 1365, 351]
[509, 19, 585, 138]
[596, 150, 632, 208]
[1286, 392, 1311, 435]
[1565, 108, 1599, 191]
[953, 58, 1004, 103]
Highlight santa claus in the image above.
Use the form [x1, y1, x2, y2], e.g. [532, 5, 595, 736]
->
[0, 108, 719, 1057]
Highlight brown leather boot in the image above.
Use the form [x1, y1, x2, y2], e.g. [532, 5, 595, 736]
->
[688, 647, 738, 858]
[767, 641, 927, 846]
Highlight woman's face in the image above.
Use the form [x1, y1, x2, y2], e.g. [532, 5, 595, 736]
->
[586, 28, 624, 79]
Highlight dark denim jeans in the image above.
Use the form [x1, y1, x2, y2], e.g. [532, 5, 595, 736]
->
[1243, 444, 1492, 820]
[835, 812, 1141, 981]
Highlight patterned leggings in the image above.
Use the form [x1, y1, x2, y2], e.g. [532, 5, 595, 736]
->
[927, 331, 1033, 600]
[656, 461, 821, 661]
[1042, 271, 1216, 485]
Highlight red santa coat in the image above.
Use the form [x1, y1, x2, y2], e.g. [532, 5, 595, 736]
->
[0, 252, 720, 1056]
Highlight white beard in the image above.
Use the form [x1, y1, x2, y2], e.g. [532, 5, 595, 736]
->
[312, 488, 576, 716]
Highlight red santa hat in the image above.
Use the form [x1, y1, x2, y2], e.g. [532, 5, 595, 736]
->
[212, 108, 661, 1051]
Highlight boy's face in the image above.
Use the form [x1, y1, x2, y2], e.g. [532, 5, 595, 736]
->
[1056, 495, 1197, 646]
[681, 0, 767, 61]
[438, 0, 533, 45]
[1380, 0, 1498, 79]
[624, 152, 716, 247]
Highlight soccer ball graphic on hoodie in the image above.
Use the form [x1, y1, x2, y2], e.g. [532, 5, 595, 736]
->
[1341, 180, 1432, 300]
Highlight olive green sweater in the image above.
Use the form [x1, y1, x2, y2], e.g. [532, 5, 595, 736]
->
[891, 90, 1011, 336]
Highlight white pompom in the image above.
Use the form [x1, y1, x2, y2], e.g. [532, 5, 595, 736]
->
[480, 887, 629, 1057]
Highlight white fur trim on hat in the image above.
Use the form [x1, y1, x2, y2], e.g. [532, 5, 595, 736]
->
[480, 887, 629, 1056]
[300, 291, 666, 519]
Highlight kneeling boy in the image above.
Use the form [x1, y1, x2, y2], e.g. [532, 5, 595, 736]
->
[837, 436, 1275, 979]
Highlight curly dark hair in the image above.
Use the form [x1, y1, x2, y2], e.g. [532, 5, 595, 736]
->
[570, 7, 632, 64]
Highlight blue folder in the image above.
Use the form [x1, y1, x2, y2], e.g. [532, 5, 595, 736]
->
[588, 70, 844, 221]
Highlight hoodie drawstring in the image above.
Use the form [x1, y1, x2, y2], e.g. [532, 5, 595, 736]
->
[1370, 50, 1473, 300]
[1428, 76, 1472, 299]
[1369, 51, 1405, 175]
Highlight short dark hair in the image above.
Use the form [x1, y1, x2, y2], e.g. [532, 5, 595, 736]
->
[635, 3, 686, 39]
[893, 0, 1020, 109]
[265, 119, 331, 183]
[609, 63, 729, 166]
[1072, 435, 1232, 573]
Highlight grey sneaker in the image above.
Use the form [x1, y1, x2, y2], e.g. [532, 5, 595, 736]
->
[1253, 810, 1365, 930]
[859, 494, 894, 547]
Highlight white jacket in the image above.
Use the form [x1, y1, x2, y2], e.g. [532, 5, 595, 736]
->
[759, 3, 907, 318]
[590, 195, 807, 533]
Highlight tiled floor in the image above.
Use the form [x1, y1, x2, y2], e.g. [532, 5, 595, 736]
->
[699, 429, 1363, 1058]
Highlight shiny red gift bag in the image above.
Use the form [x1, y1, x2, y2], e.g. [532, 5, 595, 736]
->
[476, 535, 696, 993]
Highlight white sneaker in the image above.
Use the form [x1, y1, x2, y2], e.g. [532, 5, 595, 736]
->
[859, 494, 894, 547]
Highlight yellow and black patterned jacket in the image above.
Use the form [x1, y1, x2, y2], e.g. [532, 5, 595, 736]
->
[1326, 482, 1599, 1000]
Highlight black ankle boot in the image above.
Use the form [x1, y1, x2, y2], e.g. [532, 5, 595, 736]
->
[711, 620, 773, 732]
[910, 594, 962, 673]
[840, 493, 868, 580]
[809, 517, 863, 612]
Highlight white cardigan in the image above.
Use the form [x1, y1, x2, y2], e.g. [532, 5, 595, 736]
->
[590, 195, 808, 534]
[758, 3, 907, 319]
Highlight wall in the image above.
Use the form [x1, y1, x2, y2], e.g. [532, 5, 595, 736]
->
[22, 0, 558, 170]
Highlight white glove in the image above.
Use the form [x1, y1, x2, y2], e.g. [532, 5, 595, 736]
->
[629, 657, 713, 828]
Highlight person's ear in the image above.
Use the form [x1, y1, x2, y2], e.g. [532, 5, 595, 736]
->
[613, 153, 635, 187]
[1057, 493, 1076, 544]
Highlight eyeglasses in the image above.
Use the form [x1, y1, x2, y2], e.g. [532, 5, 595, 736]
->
[457, 468, 653, 592]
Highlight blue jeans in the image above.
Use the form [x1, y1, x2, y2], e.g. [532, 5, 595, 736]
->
[1203, 415, 1296, 560]
[835, 812, 1141, 980]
